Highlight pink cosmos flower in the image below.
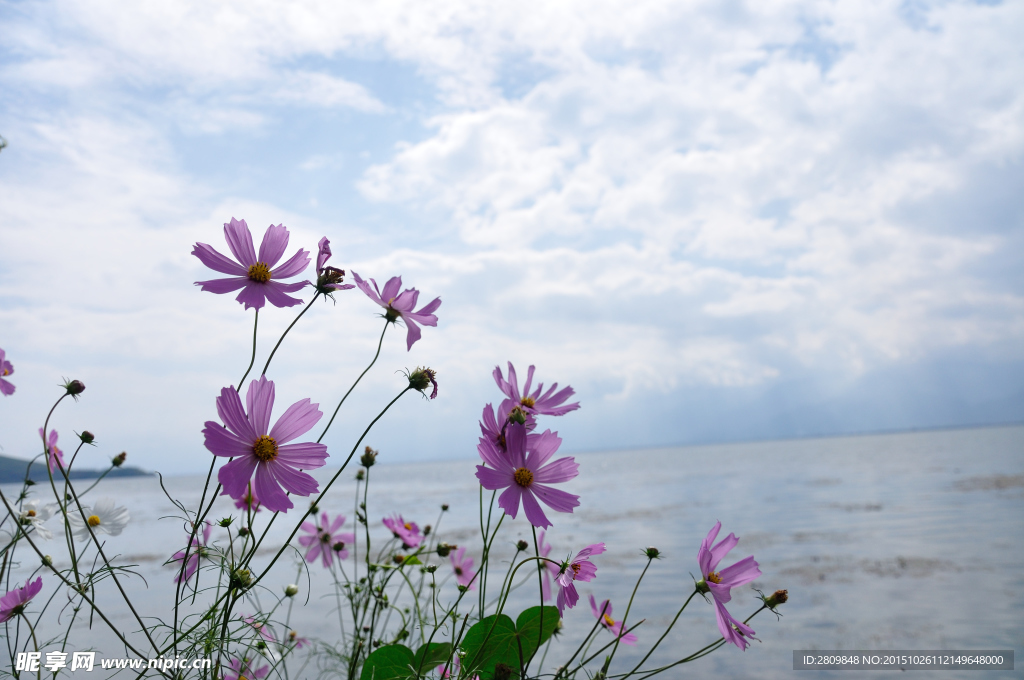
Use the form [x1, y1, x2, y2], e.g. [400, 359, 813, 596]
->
[475, 422, 580, 529]
[438, 656, 479, 680]
[493, 363, 579, 418]
[298, 512, 355, 568]
[243, 615, 276, 642]
[193, 218, 310, 310]
[478, 402, 537, 455]
[554, 543, 605, 616]
[228, 483, 262, 513]
[537, 530, 560, 602]
[314, 237, 355, 296]
[0, 347, 14, 396]
[382, 514, 422, 548]
[698, 521, 762, 650]
[171, 521, 212, 585]
[0, 577, 43, 622]
[450, 546, 476, 590]
[224, 657, 269, 680]
[288, 630, 310, 648]
[351, 273, 441, 351]
[589, 595, 638, 645]
[39, 428, 64, 472]
[203, 376, 328, 514]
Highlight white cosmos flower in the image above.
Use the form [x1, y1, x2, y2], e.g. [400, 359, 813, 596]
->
[18, 499, 58, 540]
[68, 498, 129, 539]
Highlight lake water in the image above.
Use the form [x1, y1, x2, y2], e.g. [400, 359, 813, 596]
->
[3, 424, 1022, 678]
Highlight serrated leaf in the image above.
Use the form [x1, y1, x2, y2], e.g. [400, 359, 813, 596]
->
[410, 642, 452, 678]
[359, 644, 415, 680]
[461, 614, 521, 679]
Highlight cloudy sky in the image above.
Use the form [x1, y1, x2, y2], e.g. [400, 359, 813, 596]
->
[1, 0, 1021, 474]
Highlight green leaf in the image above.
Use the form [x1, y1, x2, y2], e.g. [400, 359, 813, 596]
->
[410, 642, 453, 677]
[461, 614, 521, 679]
[514, 606, 560, 660]
[402, 555, 423, 566]
[360, 644, 415, 680]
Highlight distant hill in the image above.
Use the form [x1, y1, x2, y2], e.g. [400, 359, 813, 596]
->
[0, 454, 149, 485]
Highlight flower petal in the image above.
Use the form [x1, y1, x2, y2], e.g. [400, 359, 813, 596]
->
[531, 483, 580, 513]
[246, 376, 275, 437]
[268, 460, 320, 497]
[218, 455, 258, 499]
[496, 484, 523, 519]
[192, 242, 247, 275]
[520, 490, 552, 529]
[254, 464, 293, 513]
[262, 281, 306, 308]
[475, 465, 513, 491]
[216, 387, 257, 440]
[195, 277, 250, 294]
[204, 422, 254, 458]
[380, 276, 402, 304]
[271, 247, 310, 279]
[258, 224, 289, 268]
[269, 398, 323, 444]
[235, 282, 268, 310]
[276, 442, 329, 468]
[224, 218, 257, 266]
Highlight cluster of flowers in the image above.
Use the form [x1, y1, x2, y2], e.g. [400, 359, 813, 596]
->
[0, 215, 784, 679]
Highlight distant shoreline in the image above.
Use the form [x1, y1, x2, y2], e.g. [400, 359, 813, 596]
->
[0, 453, 149, 484]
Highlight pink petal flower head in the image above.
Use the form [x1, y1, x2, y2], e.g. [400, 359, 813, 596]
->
[697, 521, 762, 650]
[477, 402, 537, 458]
[493, 362, 580, 418]
[171, 521, 213, 585]
[203, 376, 329, 514]
[589, 595, 638, 645]
[39, 428, 64, 473]
[0, 347, 15, 396]
[243, 615, 276, 642]
[298, 512, 355, 568]
[475, 422, 580, 529]
[450, 546, 477, 590]
[192, 218, 310, 310]
[382, 514, 422, 549]
[537, 530, 560, 602]
[227, 482, 262, 514]
[438, 656, 479, 680]
[351, 272, 441, 351]
[314, 237, 355, 297]
[288, 630, 310, 648]
[0, 577, 43, 622]
[554, 543, 605, 616]
[224, 657, 270, 680]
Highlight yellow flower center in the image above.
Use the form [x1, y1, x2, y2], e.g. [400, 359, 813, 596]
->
[253, 435, 278, 462]
[247, 262, 272, 283]
[571, 562, 581, 577]
[603, 613, 616, 628]
[26, 510, 36, 518]
[707, 571, 722, 584]
[320, 532, 331, 544]
[455, 566, 463, 576]
[404, 523, 412, 531]
[87, 515, 102, 527]
[521, 396, 536, 408]
[514, 467, 534, 487]
[2, 368, 8, 376]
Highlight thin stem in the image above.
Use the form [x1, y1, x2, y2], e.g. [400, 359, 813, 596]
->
[261, 296, 318, 377]
[602, 557, 654, 674]
[621, 590, 697, 678]
[318, 321, 389, 443]
[238, 307, 260, 387]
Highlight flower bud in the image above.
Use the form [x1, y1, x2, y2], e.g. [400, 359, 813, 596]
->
[41, 555, 53, 567]
[393, 555, 405, 564]
[423, 525, 431, 536]
[64, 379, 86, 397]
[424, 564, 437, 574]
[79, 431, 95, 444]
[356, 469, 365, 481]
[309, 500, 319, 513]
[436, 543, 454, 558]
[508, 407, 527, 425]
[230, 568, 252, 590]
[764, 589, 788, 609]
[332, 541, 346, 553]
[441, 504, 449, 511]
[494, 663, 514, 680]
[238, 527, 250, 537]
[284, 584, 299, 597]
[407, 367, 438, 399]
[516, 540, 529, 552]
[360, 446, 378, 468]
[643, 546, 661, 559]
[112, 452, 127, 467]
[218, 517, 233, 527]
[256, 640, 266, 650]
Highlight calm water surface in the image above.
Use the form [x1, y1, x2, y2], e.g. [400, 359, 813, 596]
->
[3, 425, 1022, 678]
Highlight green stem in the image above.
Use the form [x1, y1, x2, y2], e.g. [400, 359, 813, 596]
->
[620, 590, 697, 678]
[238, 307, 260, 387]
[261, 295, 318, 377]
[602, 557, 653, 674]
[318, 321, 389, 443]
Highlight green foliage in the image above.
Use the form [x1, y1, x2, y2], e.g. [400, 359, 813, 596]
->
[358, 642, 453, 680]
[412, 642, 453, 676]
[461, 607, 559, 680]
